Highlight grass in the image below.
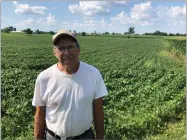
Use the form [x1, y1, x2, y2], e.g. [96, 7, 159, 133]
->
[144, 115, 186, 140]
[164, 36, 186, 40]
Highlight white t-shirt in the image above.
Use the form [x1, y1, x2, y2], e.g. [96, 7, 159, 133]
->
[32, 61, 108, 139]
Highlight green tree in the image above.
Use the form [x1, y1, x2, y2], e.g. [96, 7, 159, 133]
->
[23, 28, 33, 34]
[128, 27, 135, 34]
[74, 30, 76, 35]
[36, 29, 40, 34]
[49, 31, 55, 34]
[81, 32, 86, 36]
[3, 27, 10, 33]
[104, 32, 110, 35]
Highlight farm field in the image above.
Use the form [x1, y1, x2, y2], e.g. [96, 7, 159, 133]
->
[1, 33, 186, 140]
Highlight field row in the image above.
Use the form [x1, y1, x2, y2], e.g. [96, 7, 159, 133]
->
[1, 34, 186, 139]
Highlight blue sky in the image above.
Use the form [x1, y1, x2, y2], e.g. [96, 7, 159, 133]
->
[1, 1, 186, 34]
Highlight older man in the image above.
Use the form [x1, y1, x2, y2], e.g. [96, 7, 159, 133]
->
[32, 29, 108, 140]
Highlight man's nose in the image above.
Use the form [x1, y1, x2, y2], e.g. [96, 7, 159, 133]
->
[63, 48, 70, 54]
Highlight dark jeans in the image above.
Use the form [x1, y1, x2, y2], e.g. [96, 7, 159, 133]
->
[46, 128, 95, 140]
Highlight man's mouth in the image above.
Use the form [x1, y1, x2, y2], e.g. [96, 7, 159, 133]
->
[64, 57, 73, 61]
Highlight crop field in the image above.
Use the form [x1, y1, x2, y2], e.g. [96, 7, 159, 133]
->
[1, 33, 186, 139]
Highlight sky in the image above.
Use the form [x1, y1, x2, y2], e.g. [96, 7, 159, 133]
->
[1, 0, 186, 34]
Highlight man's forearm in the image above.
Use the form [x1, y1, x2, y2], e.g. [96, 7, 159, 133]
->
[93, 111, 104, 139]
[34, 114, 46, 140]
[93, 98, 105, 139]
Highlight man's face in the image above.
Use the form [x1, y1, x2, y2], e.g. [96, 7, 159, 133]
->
[53, 36, 80, 69]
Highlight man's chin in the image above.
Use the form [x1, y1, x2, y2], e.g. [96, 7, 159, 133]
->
[62, 61, 74, 68]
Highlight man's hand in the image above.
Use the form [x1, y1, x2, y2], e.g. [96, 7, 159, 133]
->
[93, 97, 104, 140]
[34, 106, 46, 140]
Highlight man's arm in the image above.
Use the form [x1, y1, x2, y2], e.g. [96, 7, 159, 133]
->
[34, 106, 46, 140]
[93, 97, 104, 140]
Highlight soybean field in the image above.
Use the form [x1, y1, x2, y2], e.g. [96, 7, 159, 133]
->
[1, 33, 186, 140]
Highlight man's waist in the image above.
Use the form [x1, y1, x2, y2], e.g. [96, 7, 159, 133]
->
[46, 127, 92, 139]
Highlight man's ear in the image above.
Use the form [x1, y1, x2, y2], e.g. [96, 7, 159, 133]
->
[53, 47, 57, 55]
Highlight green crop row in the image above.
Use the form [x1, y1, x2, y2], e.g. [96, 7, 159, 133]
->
[167, 39, 186, 54]
[1, 33, 186, 139]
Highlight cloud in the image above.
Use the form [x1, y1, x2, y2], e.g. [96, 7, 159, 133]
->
[68, 1, 110, 16]
[20, 18, 34, 25]
[111, 1, 158, 26]
[157, 5, 186, 27]
[83, 16, 93, 21]
[111, 11, 131, 25]
[46, 13, 57, 25]
[169, 5, 186, 17]
[130, 1, 157, 21]
[36, 18, 45, 24]
[114, 1, 128, 5]
[17, 13, 57, 27]
[13, 1, 47, 15]
[13, 1, 18, 5]
[157, 5, 186, 18]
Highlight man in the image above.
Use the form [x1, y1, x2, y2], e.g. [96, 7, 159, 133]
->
[32, 29, 108, 140]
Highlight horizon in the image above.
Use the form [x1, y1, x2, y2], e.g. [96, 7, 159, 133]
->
[1, 1, 186, 34]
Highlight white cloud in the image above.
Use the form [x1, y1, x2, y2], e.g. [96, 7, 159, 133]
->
[114, 1, 128, 5]
[139, 21, 154, 26]
[169, 5, 186, 17]
[36, 18, 45, 24]
[46, 13, 57, 25]
[60, 21, 72, 26]
[157, 5, 186, 28]
[157, 5, 186, 18]
[17, 13, 57, 26]
[83, 16, 93, 21]
[13, 1, 47, 15]
[13, 1, 18, 5]
[111, 1, 158, 26]
[20, 18, 34, 25]
[111, 11, 131, 24]
[68, 1, 110, 16]
[130, 1, 157, 21]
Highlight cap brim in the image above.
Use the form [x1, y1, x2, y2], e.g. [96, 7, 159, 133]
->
[53, 33, 77, 45]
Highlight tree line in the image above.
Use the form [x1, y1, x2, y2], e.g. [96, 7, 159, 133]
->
[144, 30, 186, 36]
[1, 26, 186, 36]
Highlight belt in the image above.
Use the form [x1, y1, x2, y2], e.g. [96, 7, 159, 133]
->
[46, 127, 91, 139]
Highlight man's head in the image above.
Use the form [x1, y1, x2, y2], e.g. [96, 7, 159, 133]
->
[52, 29, 80, 69]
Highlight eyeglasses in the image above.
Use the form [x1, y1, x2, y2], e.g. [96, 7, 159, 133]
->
[55, 45, 77, 53]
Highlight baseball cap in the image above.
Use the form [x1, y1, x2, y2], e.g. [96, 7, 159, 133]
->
[52, 29, 77, 45]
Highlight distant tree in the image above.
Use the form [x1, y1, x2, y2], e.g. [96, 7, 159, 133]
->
[112, 32, 115, 35]
[104, 32, 110, 35]
[39, 31, 45, 34]
[8, 26, 14, 31]
[49, 31, 55, 34]
[74, 30, 76, 35]
[23, 28, 33, 34]
[3, 27, 11, 33]
[81, 32, 86, 36]
[169, 33, 174, 36]
[124, 32, 129, 34]
[152, 30, 168, 36]
[128, 27, 135, 34]
[36, 29, 40, 34]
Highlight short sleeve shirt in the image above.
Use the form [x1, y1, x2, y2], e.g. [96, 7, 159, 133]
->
[32, 61, 108, 138]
